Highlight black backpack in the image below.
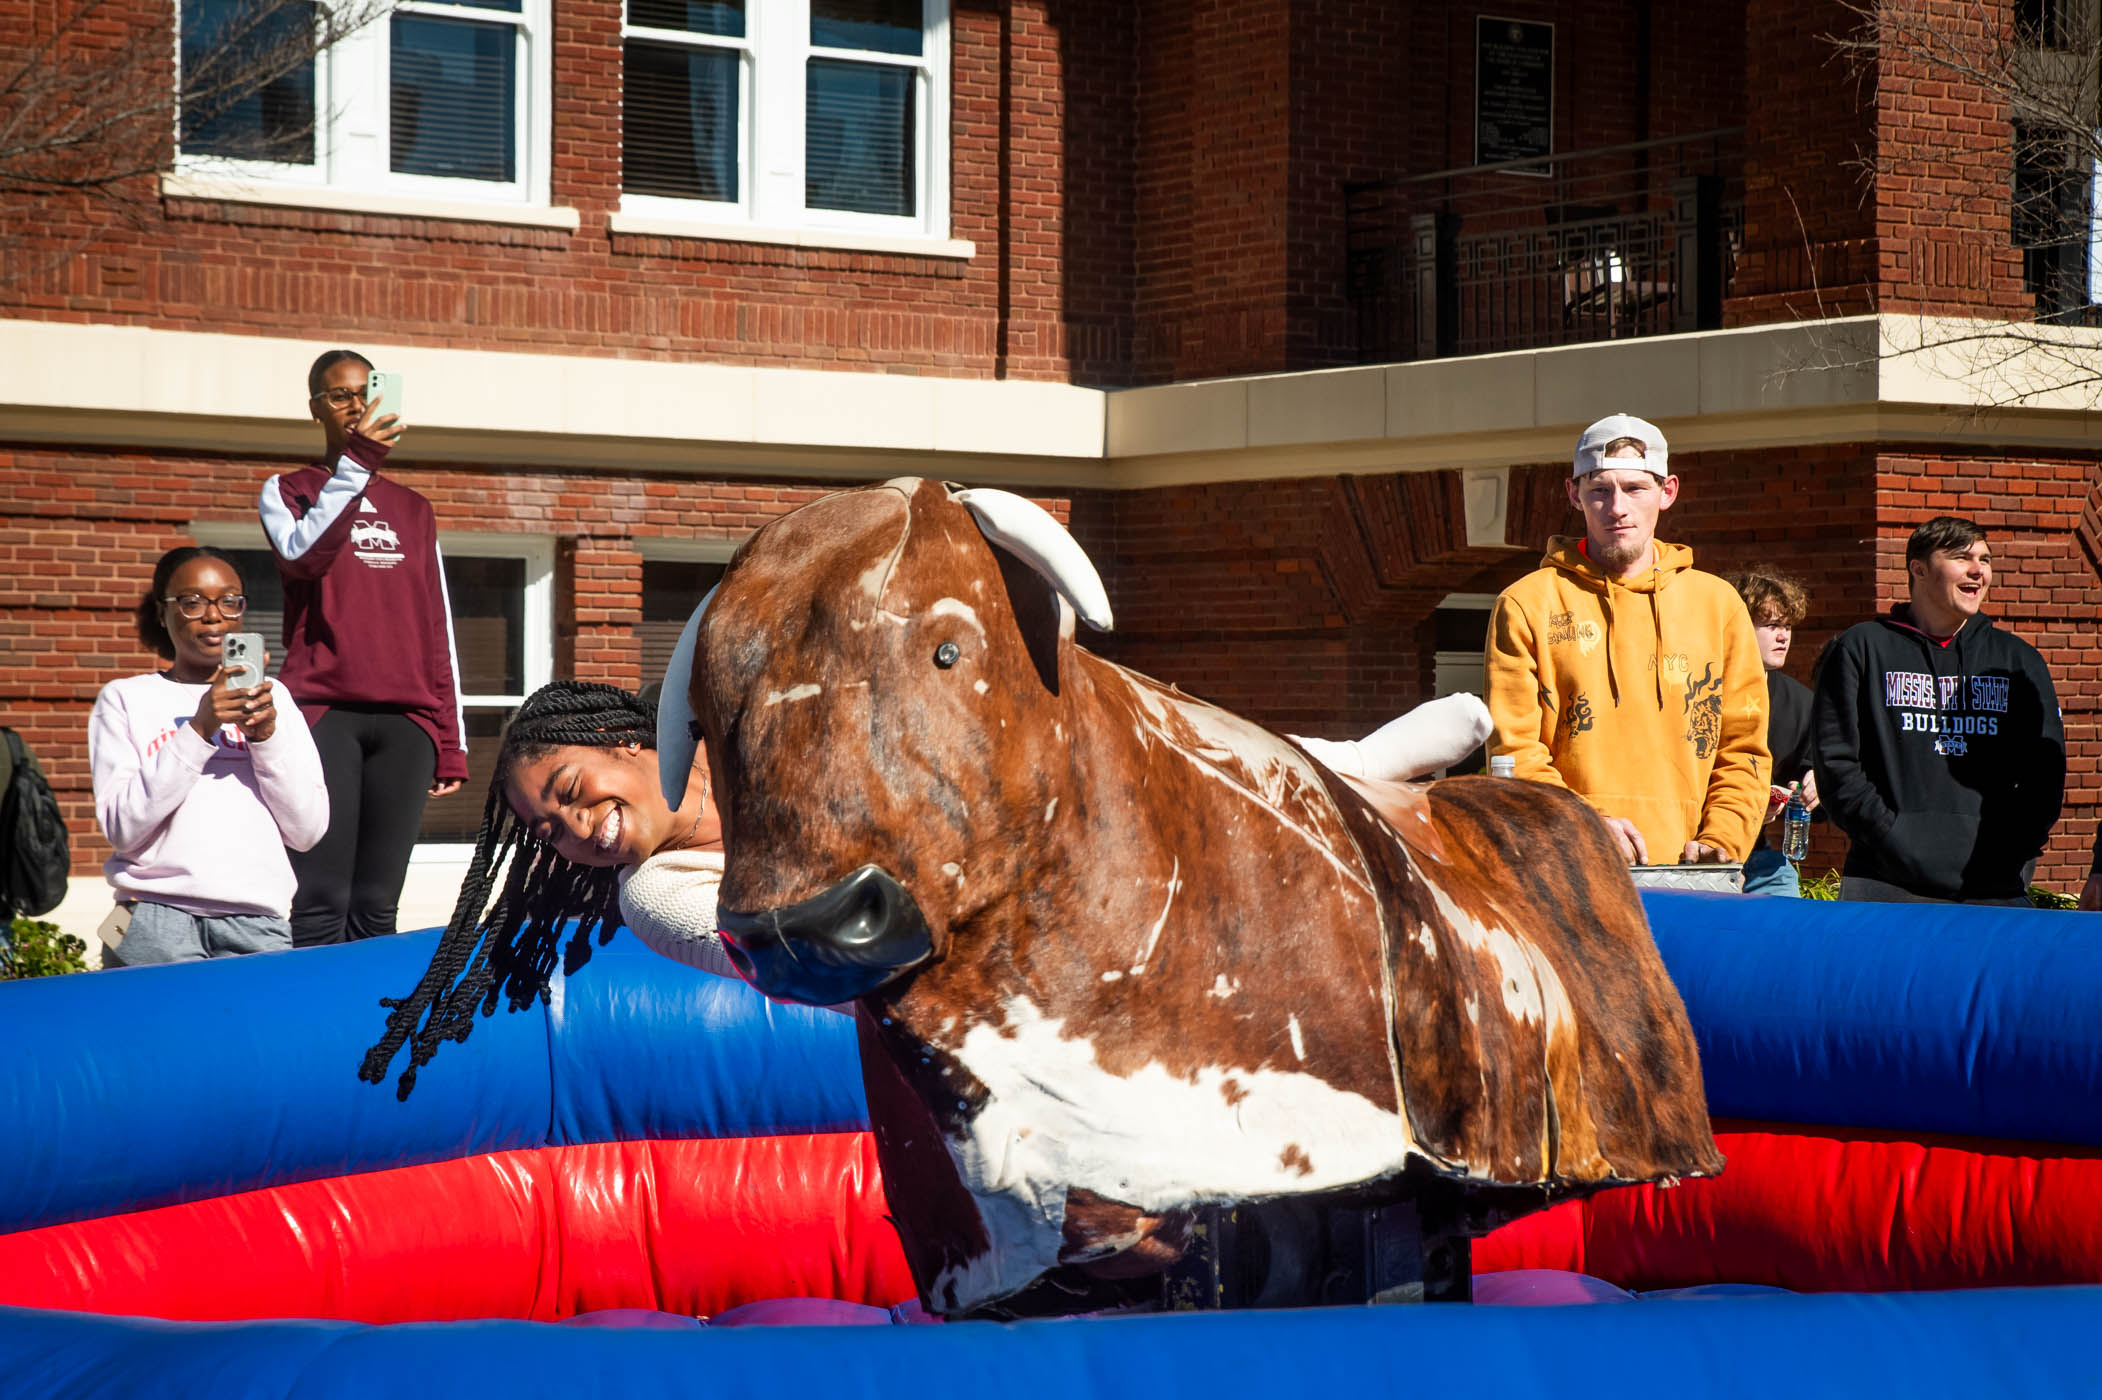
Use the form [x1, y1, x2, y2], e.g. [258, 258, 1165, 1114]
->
[1, 728, 70, 918]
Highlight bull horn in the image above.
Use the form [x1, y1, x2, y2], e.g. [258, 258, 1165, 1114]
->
[656, 585, 718, 809]
[953, 486, 1114, 631]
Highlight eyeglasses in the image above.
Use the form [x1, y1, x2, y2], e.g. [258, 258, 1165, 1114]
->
[163, 593, 248, 620]
[312, 385, 369, 409]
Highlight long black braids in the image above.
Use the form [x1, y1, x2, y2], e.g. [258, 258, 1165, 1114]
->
[359, 681, 660, 1099]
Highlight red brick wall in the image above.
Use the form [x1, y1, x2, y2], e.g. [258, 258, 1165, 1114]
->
[1729, 0, 2027, 325]
[1283, 2, 1394, 370]
[1067, 477, 1435, 735]
[1145, 0, 1750, 382]
[0, 441, 829, 874]
[1025, 0, 1136, 381]
[1873, 0, 2027, 317]
[1728, 0, 1879, 322]
[1128, 0, 1295, 382]
[0, 0, 1136, 385]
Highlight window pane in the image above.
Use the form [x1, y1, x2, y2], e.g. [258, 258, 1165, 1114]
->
[811, 0, 922, 55]
[221, 548, 287, 679]
[391, 15, 517, 182]
[1432, 608, 1493, 654]
[806, 59, 915, 217]
[419, 707, 510, 842]
[444, 555, 526, 696]
[639, 560, 727, 694]
[623, 42, 740, 200]
[629, 0, 744, 37]
[179, 0, 317, 163]
[451, 0, 524, 9]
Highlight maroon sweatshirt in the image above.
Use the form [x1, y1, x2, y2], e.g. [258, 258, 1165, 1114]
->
[257, 432, 468, 783]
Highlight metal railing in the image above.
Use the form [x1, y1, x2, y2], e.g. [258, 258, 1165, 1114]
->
[1346, 130, 1744, 364]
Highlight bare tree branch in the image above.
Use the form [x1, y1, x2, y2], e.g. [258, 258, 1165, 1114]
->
[0, 0, 393, 279]
[1786, 0, 2102, 407]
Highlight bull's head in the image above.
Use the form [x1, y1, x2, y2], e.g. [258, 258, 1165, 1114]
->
[656, 478, 1111, 1006]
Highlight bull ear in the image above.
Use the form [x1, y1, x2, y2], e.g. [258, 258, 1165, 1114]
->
[952, 487, 1113, 631]
[656, 584, 717, 809]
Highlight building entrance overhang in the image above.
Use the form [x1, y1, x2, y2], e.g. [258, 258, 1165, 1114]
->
[4, 315, 2100, 493]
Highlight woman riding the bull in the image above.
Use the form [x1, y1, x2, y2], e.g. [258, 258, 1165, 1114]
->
[361, 676, 1491, 1099]
[359, 679, 732, 1098]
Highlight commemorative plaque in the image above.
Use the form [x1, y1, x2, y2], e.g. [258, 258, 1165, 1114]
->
[1475, 17, 1554, 174]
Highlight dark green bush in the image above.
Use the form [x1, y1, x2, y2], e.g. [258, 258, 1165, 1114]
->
[2, 916, 88, 979]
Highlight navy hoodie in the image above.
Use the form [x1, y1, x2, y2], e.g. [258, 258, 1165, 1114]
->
[1811, 605, 2063, 900]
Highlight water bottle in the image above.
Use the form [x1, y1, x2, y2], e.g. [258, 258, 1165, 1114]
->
[1489, 754, 1516, 779]
[1782, 782, 1811, 862]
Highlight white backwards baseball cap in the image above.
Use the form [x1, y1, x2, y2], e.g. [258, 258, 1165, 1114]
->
[1573, 413, 1669, 478]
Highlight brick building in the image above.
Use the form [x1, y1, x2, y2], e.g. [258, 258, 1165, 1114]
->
[3, 0, 2097, 928]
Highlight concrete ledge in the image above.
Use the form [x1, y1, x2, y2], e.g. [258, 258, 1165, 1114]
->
[159, 173, 583, 231]
[608, 209, 976, 260]
[4, 316, 2096, 490]
[0, 321, 1109, 486]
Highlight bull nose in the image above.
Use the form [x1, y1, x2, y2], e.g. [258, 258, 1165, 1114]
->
[717, 865, 934, 1005]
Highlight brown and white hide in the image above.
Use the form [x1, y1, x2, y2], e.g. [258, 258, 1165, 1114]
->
[669, 477, 1721, 1317]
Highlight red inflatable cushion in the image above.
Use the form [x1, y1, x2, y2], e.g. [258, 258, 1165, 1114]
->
[0, 1132, 915, 1324]
[1477, 1120, 2102, 1293]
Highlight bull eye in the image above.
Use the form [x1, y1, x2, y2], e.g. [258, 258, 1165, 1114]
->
[934, 641, 962, 669]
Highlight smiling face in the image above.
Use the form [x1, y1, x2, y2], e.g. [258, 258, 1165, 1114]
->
[160, 557, 247, 683]
[506, 743, 716, 869]
[1909, 540, 1990, 632]
[1567, 461, 1679, 578]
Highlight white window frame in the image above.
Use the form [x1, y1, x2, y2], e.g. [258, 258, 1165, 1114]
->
[442, 529, 555, 711]
[418, 530, 554, 860]
[1432, 592, 1499, 705]
[173, 0, 554, 210]
[635, 536, 741, 694]
[616, 0, 954, 246]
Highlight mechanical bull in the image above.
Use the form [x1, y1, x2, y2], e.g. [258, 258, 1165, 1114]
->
[657, 477, 1721, 1317]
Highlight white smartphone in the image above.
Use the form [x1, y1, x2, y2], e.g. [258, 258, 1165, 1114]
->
[366, 369, 405, 422]
[222, 632, 268, 689]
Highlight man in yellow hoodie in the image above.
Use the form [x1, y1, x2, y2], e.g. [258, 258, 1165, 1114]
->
[1483, 414, 1769, 867]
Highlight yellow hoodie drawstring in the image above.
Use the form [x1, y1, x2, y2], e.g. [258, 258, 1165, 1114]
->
[1552, 537, 1676, 710]
[1600, 587, 1621, 704]
[1651, 586, 1664, 707]
[1601, 567, 1666, 708]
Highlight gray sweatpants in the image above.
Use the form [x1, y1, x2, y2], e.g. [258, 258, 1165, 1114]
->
[106, 901, 292, 966]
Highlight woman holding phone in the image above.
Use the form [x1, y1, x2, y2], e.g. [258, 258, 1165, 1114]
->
[88, 547, 329, 965]
[260, 349, 467, 947]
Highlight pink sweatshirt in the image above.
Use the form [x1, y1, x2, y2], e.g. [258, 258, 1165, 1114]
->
[88, 673, 330, 919]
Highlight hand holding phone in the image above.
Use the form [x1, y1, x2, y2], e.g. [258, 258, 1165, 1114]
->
[201, 633, 278, 743]
[361, 369, 406, 445]
[222, 632, 267, 690]
[188, 668, 246, 741]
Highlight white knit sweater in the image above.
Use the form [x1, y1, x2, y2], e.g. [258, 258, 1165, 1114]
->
[616, 846, 740, 979]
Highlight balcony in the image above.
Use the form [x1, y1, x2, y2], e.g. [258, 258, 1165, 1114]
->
[1346, 130, 1744, 365]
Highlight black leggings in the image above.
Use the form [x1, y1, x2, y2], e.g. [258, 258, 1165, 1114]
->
[290, 707, 435, 946]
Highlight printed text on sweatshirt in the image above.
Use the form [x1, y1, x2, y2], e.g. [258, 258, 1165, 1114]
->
[88, 673, 330, 918]
[258, 431, 468, 782]
[1812, 607, 2064, 901]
